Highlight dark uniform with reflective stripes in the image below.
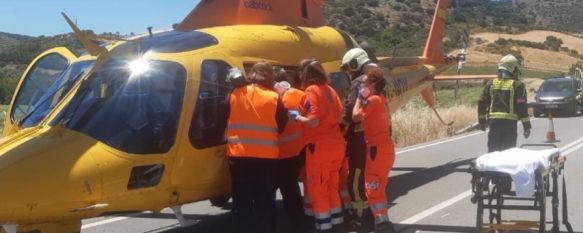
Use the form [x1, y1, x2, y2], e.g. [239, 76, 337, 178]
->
[478, 70, 531, 152]
[342, 70, 376, 231]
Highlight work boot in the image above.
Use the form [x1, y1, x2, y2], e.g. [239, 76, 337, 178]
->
[344, 209, 360, 232]
[357, 209, 375, 233]
[316, 228, 335, 233]
[332, 223, 347, 233]
[374, 221, 396, 233]
[303, 215, 316, 233]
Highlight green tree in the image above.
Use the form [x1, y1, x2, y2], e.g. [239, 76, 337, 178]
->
[544, 36, 563, 51]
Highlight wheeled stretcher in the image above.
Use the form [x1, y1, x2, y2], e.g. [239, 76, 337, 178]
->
[469, 144, 573, 233]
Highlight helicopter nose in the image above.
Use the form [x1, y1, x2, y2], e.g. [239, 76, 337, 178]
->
[0, 132, 102, 222]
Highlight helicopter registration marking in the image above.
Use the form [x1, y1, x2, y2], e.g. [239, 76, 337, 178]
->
[244, 0, 273, 11]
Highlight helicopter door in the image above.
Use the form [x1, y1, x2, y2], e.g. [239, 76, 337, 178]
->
[3, 47, 76, 135]
[171, 59, 234, 195]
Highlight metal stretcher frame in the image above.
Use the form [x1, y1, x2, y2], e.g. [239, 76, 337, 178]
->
[469, 144, 574, 233]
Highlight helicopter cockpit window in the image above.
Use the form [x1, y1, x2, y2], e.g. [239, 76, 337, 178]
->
[11, 53, 69, 123]
[59, 59, 186, 154]
[329, 72, 351, 101]
[113, 31, 218, 54]
[20, 60, 94, 128]
[189, 60, 233, 149]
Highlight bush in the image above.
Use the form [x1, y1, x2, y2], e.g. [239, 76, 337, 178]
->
[366, 0, 379, 7]
[544, 36, 563, 51]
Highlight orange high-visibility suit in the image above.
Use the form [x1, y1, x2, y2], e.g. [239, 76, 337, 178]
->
[226, 85, 280, 159]
[277, 87, 306, 232]
[355, 95, 395, 226]
[226, 84, 282, 233]
[339, 158, 352, 211]
[299, 84, 345, 232]
[279, 87, 305, 158]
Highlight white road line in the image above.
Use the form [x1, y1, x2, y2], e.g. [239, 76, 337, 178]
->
[559, 136, 583, 156]
[400, 190, 472, 224]
[564, 141, 583, 156]
[398, 136, 583, 225]
[397, 131, 484, 155]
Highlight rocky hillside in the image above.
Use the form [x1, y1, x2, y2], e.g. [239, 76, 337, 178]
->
[0, 32, 32, 48]
[324, 0, 583, 56]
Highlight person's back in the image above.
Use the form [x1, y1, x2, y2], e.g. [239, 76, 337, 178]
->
[227, 84, 279, 158]
[478, 55, 531, 152]
[293, 59, 346, 233]
[226, 61, 285, 233]
[301, 84, 343, 143]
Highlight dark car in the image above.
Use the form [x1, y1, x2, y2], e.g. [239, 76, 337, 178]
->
[533, 77, 583, 116]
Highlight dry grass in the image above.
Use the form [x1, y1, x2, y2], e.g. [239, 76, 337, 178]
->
[468, 30, 583, 72]
[391, 77, 545, 148]
[392, 105, 476, 148]
[467, 47, 578, 72]
[520, 47, 579, 72]
[473, 30, 583, 53]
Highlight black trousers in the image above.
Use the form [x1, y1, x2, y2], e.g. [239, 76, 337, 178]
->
[487, 119, 518, 153]
[229, 157, 278, 233]
[345, 131, 367, 201]
[344, 131, 375, 230]
[276, 153, 305, 233]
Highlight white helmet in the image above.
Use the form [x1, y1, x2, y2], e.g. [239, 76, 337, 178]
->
[498, 54, 521, 75]
[341, 48, 371, 72]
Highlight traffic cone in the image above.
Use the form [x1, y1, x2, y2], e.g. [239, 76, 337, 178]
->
[545, 112, 560, 143]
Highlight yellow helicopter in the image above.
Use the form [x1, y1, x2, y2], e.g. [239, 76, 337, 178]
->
[0, 0, 487, 232]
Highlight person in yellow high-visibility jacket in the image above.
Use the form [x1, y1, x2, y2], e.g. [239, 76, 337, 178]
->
[478, 54, 531, 152]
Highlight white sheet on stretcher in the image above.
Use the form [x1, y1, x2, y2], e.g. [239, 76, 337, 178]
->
[475, 148, 559, 197]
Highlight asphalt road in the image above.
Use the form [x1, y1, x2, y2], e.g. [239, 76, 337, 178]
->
[82, 114, 583, 233]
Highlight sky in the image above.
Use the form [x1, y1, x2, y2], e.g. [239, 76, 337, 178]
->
[0, 0, 201, 37]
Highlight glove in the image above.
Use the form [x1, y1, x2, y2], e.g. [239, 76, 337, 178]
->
[357, 93, 368, 106]
[289, 110, 300, 121]
[478, 123, 488, 131]
[358, 87, 370, 105]
[358, 93, 366, 102]
[523, 128, 531, 139]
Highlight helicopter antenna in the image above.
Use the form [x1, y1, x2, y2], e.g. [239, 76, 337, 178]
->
[62, 12, 108, 57]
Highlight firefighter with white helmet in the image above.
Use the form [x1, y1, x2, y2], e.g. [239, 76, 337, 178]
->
[339, 47, 380, 232]
[341, 48, 374, 74]
[478, 54, 531, 152]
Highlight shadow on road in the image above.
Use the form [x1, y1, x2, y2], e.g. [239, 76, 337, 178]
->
[395, 223, 475, 232]
[387, 158, 475, 203]
[146, 201, 296, 233]
[152, 157, 477, 232]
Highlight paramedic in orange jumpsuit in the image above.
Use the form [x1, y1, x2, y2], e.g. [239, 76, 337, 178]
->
[290, 59, 346, 233]
[274, 67, 307, 233]
[352, 67, 396, 233]
[226, 61, 288, 233]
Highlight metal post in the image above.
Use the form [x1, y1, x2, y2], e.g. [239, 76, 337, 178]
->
[551, 170, 559, 233]
[538, 173, 546, 233]
[476, 178, 484, 233]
